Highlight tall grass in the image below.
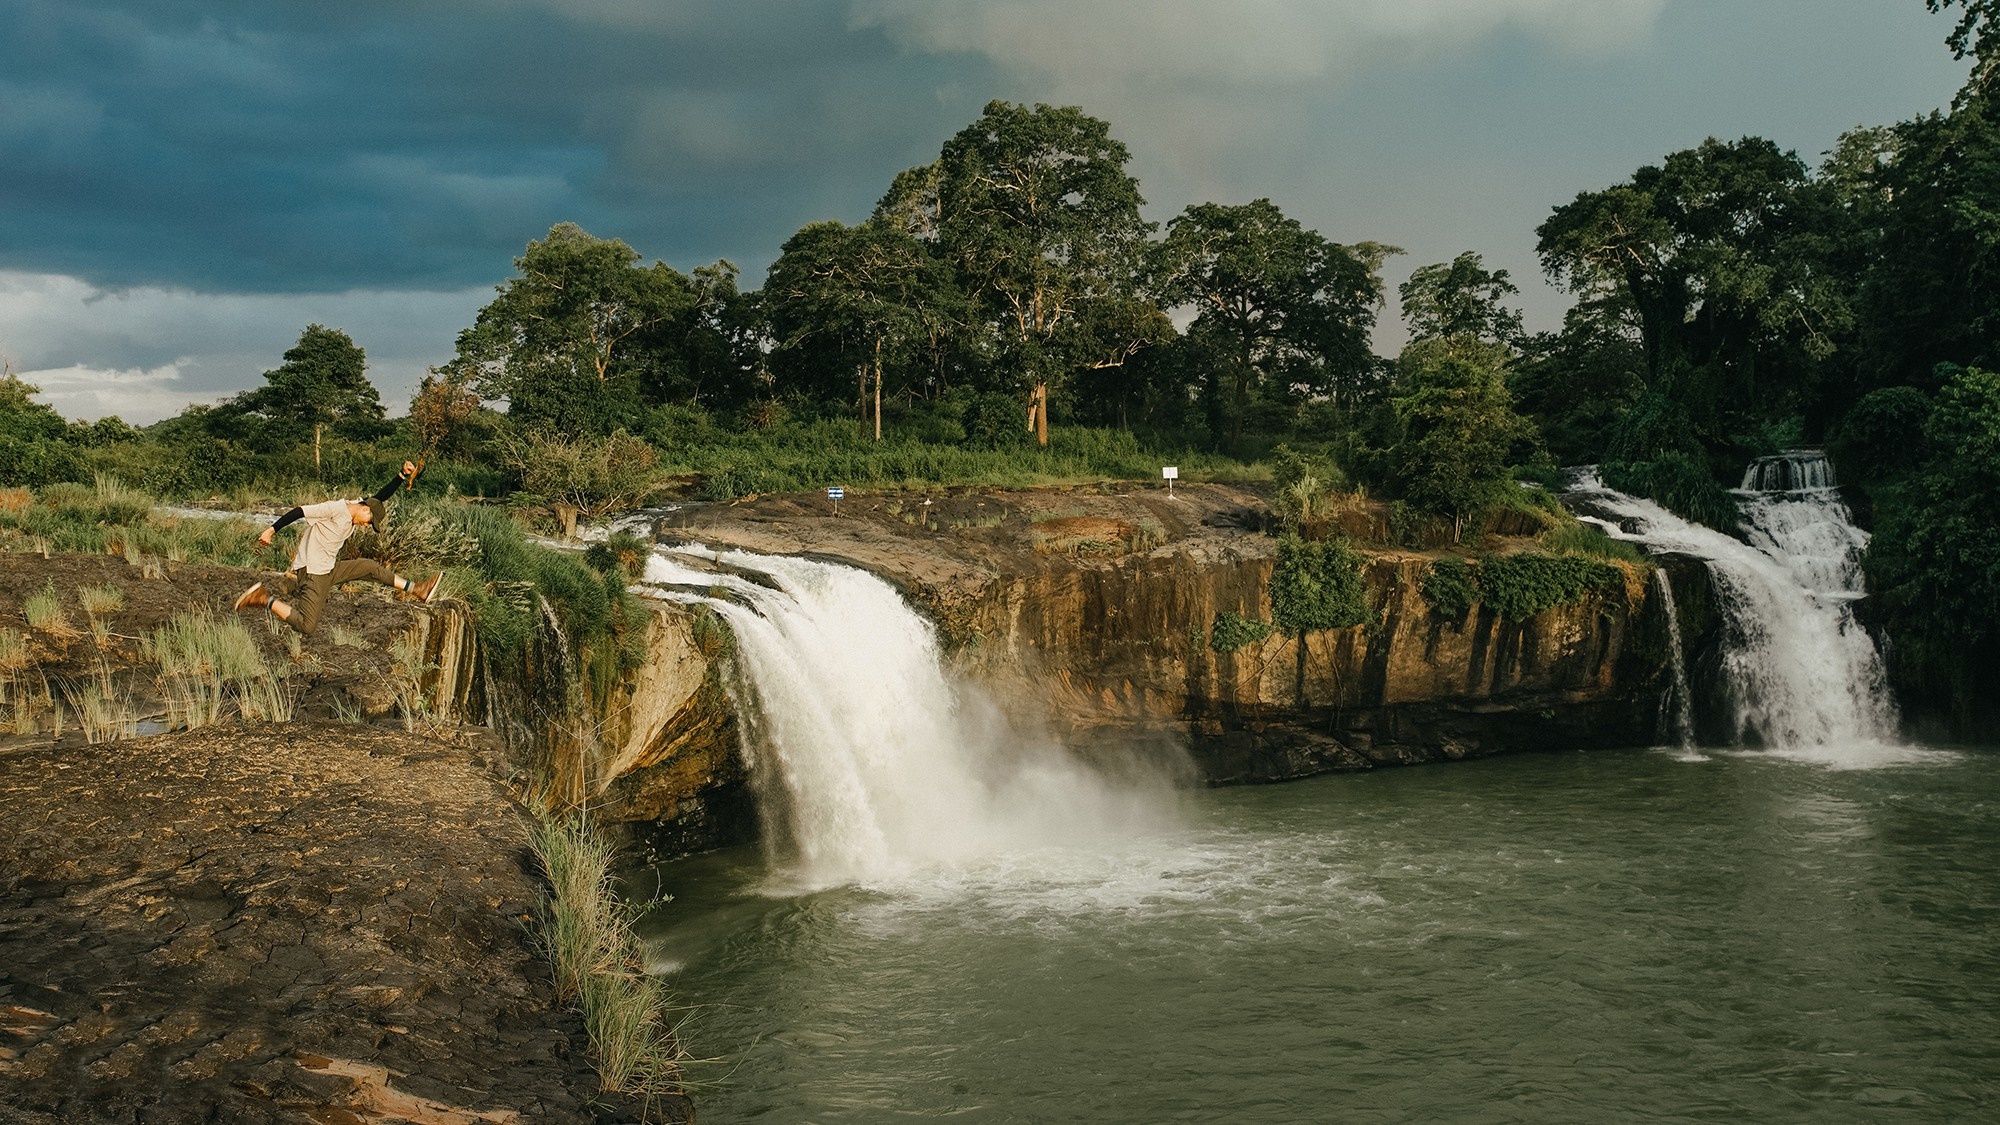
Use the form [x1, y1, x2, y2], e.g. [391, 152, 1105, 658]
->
[23, 581, 78, 638]
[146, 610, 294, 727]
[528, 816, 686, 1096]
[655, 419, 1265, 498]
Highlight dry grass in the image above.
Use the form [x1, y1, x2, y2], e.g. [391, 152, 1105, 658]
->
[146, 610, 295, 728]
[528, 816, 687, 1097]
[23, 581, 79, 639]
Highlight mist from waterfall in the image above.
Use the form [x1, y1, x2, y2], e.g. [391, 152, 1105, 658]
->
[1572, 461, 1899, 756]
[639, 547, 1184, 890]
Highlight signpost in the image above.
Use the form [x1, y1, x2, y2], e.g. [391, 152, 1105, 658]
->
[1162, 466, 1178, 499]
[826, 485, 845, 516]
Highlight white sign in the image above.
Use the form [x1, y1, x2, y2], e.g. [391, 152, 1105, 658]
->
[826, 486, 845, 500]
[1161, 466, 1179, 480]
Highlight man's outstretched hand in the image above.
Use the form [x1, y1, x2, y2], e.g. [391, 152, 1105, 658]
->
[257, 525, 275, 547]
[402, 460, 418, 480]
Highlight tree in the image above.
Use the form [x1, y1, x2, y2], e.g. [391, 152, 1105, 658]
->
[449, 223, 694, 437]
[235, 324, 383, 472]
[0, 374, 87, 487]
[1399, 251, 1524, 347]
[1158, 199, 1386, 446]
[1535, 137, 1851, 429]
[763, 220, 954, 439]
[1929, 0, 2000, 90]
[932, 101, 1155, 444]
[1389, 336, 1532, 536]
[1867, 365, 2000, 729]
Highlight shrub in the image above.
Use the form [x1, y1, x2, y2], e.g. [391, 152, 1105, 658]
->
[1421, 559, 1478, 621]
[1540, 521, 1648, 565]
[1269, 534, 1370, 637]
[1602, 452, 1740, 530]
[1476, 552, 1622, 620]
[1208, 610, 1274, 654]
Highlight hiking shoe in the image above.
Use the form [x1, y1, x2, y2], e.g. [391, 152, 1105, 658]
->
[408, 572, 442, 604]
[232, 582, 270, 611]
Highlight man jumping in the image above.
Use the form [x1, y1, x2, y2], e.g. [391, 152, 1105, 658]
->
[233, 460, 442, 635]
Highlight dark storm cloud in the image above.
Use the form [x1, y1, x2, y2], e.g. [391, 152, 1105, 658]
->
[0, 0, 991, 291]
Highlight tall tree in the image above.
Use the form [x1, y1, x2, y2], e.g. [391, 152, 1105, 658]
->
[763, 219, 957, 438]
[1536, 136, 1854, 443]
[1389, 336, 1532, 537]
[1158, 199, 1386, 446]
[1399, 251, 1525, 347]
[932, 101, 1154, 444]
[449, 223, 693, 437]
[235, 324, 382, 472]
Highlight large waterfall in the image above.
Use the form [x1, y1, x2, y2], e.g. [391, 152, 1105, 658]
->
[1572, 454, 1899, 755]
[639, 547, 1182, 889]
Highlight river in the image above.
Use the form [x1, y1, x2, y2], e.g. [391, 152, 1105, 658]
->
[641, 740, 1998, 1122]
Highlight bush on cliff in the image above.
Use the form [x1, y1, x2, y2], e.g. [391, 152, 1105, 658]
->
[1269, 534, 1370, 637]
[1476, 552, 1623, 620]
[1208, 610, 1274, 653]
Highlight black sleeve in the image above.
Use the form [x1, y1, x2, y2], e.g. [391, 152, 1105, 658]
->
[372, 472, 404, 502]
[270, 507, 305, 532]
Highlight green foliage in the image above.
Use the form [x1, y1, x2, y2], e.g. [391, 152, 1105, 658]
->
[504, 429, 660, 517]
[1207, 610, 1274, 654]
[584, 531, 653, 582]
[1389, 336, 1533, 526]
[1865, 366, 2000, 729]
[1830, 385, 1933, 483]
[1539, 521, 1649, 565]
[1159, 199, 1386, 447]
[1476, 552, 1623, 621]
[383, 499, 650, 706]
[232, 324, 386, 459]
[1601, 453, 1741, 530]
[1269, 534, 1370, 637]
[1421, 559, 1478, 621]
[0, 375, 89, 488]
[1399, 251, 1523, 347]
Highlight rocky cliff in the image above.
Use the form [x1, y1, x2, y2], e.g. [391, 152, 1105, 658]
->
[548, 483, 1700, 855]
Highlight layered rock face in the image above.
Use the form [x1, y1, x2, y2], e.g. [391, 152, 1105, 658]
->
[955, 542, 1675, 783]
[571, 484, 1695, 851]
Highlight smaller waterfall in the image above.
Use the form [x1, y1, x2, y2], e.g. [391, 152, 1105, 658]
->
[1651, 568, 1696, 752]
[1571, 462, 1898, 752]
[639, 547, 1183, 889]
[1740, 450, 1836, 491]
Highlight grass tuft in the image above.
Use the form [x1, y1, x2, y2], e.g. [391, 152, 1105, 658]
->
[528, 816, 686, 1097]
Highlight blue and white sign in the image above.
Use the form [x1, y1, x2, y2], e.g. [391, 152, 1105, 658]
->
[826, 486, 845, 500]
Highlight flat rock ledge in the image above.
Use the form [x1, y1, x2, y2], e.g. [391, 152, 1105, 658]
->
[0, 724, 677, 1124]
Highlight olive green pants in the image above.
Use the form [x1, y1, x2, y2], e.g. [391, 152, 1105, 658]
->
[270, 558, 395, 635]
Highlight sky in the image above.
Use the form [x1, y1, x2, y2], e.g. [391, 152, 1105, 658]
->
[0, 0, 1975, 423]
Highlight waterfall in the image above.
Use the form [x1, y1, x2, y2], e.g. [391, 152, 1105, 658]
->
[1571, 461, 1898, 752]
[639, 546, 1181, 889]
[1651, 568, 1696, 752]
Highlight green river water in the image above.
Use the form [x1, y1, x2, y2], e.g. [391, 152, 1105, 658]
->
[641, 743, 1999, 1122]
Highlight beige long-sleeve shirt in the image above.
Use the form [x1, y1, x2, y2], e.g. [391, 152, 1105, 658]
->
[289, 499, 359, 575]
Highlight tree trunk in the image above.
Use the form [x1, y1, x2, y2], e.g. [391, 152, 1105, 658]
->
[873, 337, 883, 442]
[313, 423, 323, 474]
[1029, 383, 1050, 447]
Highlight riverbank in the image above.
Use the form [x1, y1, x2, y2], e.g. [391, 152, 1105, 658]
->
[0, 723, 686, 1123]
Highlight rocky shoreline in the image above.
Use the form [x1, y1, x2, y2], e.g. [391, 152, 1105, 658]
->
[0, 723, 684, 1123]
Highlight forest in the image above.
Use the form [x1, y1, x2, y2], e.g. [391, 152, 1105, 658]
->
[2, 0, 1996, 731]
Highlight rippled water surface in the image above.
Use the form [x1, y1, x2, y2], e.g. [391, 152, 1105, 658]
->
[641, 745, 2000, 1122]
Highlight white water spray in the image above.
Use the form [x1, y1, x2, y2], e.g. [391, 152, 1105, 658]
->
[640, 547, 1182, 889]
[1572, 462, 1898, 753]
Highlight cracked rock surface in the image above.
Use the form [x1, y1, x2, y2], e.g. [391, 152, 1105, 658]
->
[0, 724, 601, 1124]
